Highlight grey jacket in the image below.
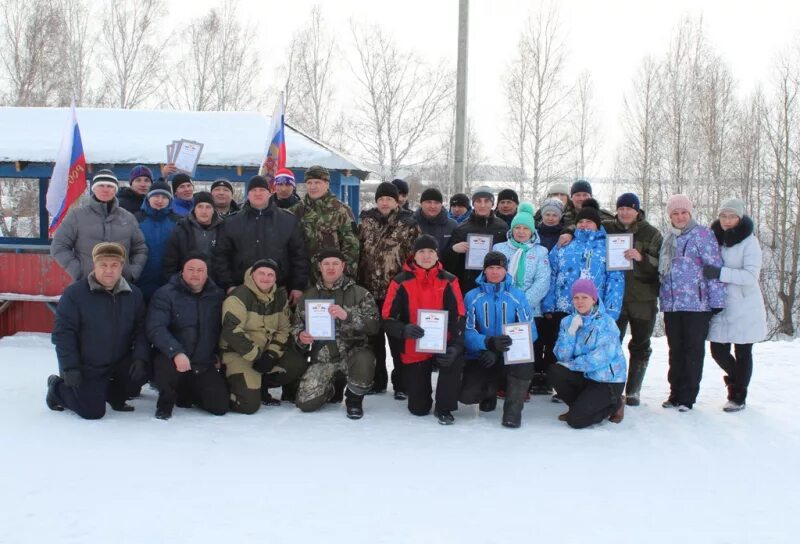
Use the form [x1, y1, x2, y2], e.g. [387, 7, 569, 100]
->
[50, 197, 148, 281]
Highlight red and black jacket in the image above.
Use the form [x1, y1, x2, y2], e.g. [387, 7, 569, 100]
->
[382, 259, 466, 364]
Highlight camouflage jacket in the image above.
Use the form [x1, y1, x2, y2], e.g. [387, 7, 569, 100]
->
[357, 207, 420, 301]
[290, 191, 359, 284]
[292, 275, 380, 363]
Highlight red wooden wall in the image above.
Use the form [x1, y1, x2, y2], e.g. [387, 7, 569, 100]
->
[0, 251, 72, 336]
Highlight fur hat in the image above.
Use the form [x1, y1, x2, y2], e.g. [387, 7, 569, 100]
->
[92, 242, 126, 263]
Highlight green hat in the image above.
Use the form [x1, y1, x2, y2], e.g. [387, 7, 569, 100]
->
[510, 202, 536, 232]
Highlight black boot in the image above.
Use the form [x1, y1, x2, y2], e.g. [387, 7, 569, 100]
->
[46, 375, 64, 411]
[345, 389, 364, 420]
[502, 377, 528, 428]
[528, 371, 553, 395]
[329, 373, 347, 403]
[479, 397, 497, 412]
[155, 406, 173, 420]
[110, 401, 135, 412]
[625, 358, 649, 406]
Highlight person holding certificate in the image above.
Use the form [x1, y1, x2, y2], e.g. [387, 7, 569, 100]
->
[292, 249, 380, 419]
[383, 235, 466, 425]
[461, 251, 536, 428]
[550, 279, 627, 429]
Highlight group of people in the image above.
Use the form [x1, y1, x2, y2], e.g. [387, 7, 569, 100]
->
[45, 166, 766, 428]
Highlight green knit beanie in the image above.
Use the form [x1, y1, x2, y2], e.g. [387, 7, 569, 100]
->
[511, 202, 536, 232]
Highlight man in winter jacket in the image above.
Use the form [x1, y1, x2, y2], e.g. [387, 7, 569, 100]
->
[220, 260, 309, 413]
[210, 178, 241, 217]
[357, 181, 421, 396]
[163, 191, 223, 280]
[290, 165, 359, 285]
[602, 193, 663, 406]
[135, 181, 180, 300]
[272, 168, 301, 210]
[561, 180, 614, 227]
[213, 175, 308, 304]
[51, 170, 148, 282]
[293, 249, 380, 419]
[117, 165, 152, 213]
[444, 186, 509, 293]
[550, 279, 627, 429]
[147, 252, 228, 420]
[391, 178, 411, 211]
[495, 188, 519, 226]
[414, 187, 457, 254]
[170, 173, 195, 217]
[448, 193, 472, 225]
[460, 251, 536, 428]
[47, 243, 150, 419]
[383, 235, 466, 424]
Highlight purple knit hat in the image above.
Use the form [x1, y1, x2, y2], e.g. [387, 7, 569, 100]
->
[129, 165, 153, 182]
[571, 278, 598, 301]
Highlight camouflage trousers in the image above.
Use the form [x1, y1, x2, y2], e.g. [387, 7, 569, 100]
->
[224, 348, 308, 415]
[296, 347, 375, 413]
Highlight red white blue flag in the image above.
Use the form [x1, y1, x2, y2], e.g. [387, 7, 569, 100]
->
[46, 102, 86, 237]
[259, 92, 287, 189]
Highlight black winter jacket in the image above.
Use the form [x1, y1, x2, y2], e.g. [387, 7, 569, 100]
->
[146, 274, 224, 369]
[163, 212, 223, 278]
[443, 211, 508, 293]
[213, 200, 309, 291]
[413, 208, 458, 254]
[51, 275, 149, 379]
[117, 187, 145, 214]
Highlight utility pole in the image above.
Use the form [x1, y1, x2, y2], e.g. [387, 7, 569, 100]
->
[453, 0, 469, 194]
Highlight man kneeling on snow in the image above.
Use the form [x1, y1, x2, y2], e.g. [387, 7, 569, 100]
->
[293, 249, 380, 419]
[47, 242, 149, 419]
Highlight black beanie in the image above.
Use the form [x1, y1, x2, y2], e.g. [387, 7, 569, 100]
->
[575, 198, 602, 229]
[247, 175, 270, 192]
[420, 187, 443, 203]
[449, 193, 470, 208]
[193, 191, 214, 207]
[181, 250, 209, 270]
[412, 234, 439, 253]
[497, 189, 519, 204]
[571, 179, 592, 196]
[391, 178, 409, 195]
[316, 248, 346, 263]
[210, 178, 233, 193]
[375, 181, 399, 202]
[251, 258, 280, 275]
[483, 251, 508, 270]
[147, 180, 173, 200]
[172, 173, 193, 194]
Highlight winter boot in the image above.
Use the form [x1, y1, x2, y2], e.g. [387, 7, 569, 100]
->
[625, 358, 649, 406]
[609, 398, 625, 423]
[281, 381, 298, 403]
[479, 396, 498, 412]
[529, 371, 553, 395]
[501, 377, 528, 428]
[110, 402, 135, 412]
[434, 408, 455, 425]
[345, 389, 364, 420]
[46, 375, 64, 411]
[723, 400, 746, 412]
[155, 407, 173, 420]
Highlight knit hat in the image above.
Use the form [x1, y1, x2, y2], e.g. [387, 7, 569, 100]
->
[540, 198, 565, 218]
[304, 165, 329, 183]
[575, 198, 602, 229]
[483, 251, 508, 270]
[210, 178, 234, 193]
[247, 175, 270, 192]
[147, 180, 173, 201]
[128, 165, 153, 182]
[571, 278, 598, 301]
[666, 194, 693, 216]
[91, 169, 119, 189]
[375, 181, 399, 202]
[450, 193, 470, 208]
[510, 202, 536, 232]
[616, 192, 641, 211]
[316, 248, 346, 263]
[719, 198, 745, 218]
[412, 234, 439, 253]
[251, 258, 279, 275]
[192, 191, 214, 207]
[571, 179, 593, 196]
[171, 173, 193, 194]
[497, 188, 519, 204]
[547, 183, 570, 197]
[391, 178, 409, 195]
[181, 250, 209, 270]
[273, 168, 297, 187]
[472, 185, 494, 203]
[92, 242, 126, 263]
[420, 187, 443, 203]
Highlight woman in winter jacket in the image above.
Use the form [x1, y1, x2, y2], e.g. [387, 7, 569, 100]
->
[550, 278, 627, 429]
[659, 195, 725, 411]
[135, 181, 180, 301]
[706, 199, 766, 412]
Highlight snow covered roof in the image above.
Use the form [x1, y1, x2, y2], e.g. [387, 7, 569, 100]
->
[0, 107, 367, 173]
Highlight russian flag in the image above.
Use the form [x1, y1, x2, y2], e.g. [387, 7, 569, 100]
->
[259, 92, 287, 189]
[46, 102, 86, 237]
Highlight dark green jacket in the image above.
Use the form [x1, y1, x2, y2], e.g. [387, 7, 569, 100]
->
[602, 212, 663, 304]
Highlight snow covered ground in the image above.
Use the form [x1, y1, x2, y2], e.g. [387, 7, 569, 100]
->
[1, 333, 798, 544]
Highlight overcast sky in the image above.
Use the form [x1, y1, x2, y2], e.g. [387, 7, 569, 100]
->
[171, 0, 800, 176]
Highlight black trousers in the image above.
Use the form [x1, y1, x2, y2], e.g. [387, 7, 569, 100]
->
[53, 357, 146, 420]
[460, 360, 535, 404]
[405, 357, 464, 415]
[616, 301, 657, 362]
[710, 342, 753, 403]
[535, 313, 566, 373]
[153, 353, 229, 415]
[370, 306, 404, 393]
[549, 363, 624, 429]
[664, 311, 712, 408]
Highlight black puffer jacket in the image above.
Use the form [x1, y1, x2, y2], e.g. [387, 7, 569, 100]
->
[443, 211, 508, 293]
[146, 274, 225, 369]
[213, 200, 309, 291]
[163, 212, 224, 278]
[413, 208, 458, 254]
[117, 187, 145, 214]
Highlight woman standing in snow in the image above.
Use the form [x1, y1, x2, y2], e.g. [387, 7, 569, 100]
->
[706, 199, 766, 412]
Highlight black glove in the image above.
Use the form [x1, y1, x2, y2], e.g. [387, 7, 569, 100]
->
[63, 369, 81, 388]
[703, 265, 721, 280]
[479, 350, 498, 368]
[486, 335, 512, 353]
[129, 359, 148, 383]
[403, 324, 425, 339]
[711, 308, 723, 315]
[436, 346, 459, 368]
[252, 351, 280, 374]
